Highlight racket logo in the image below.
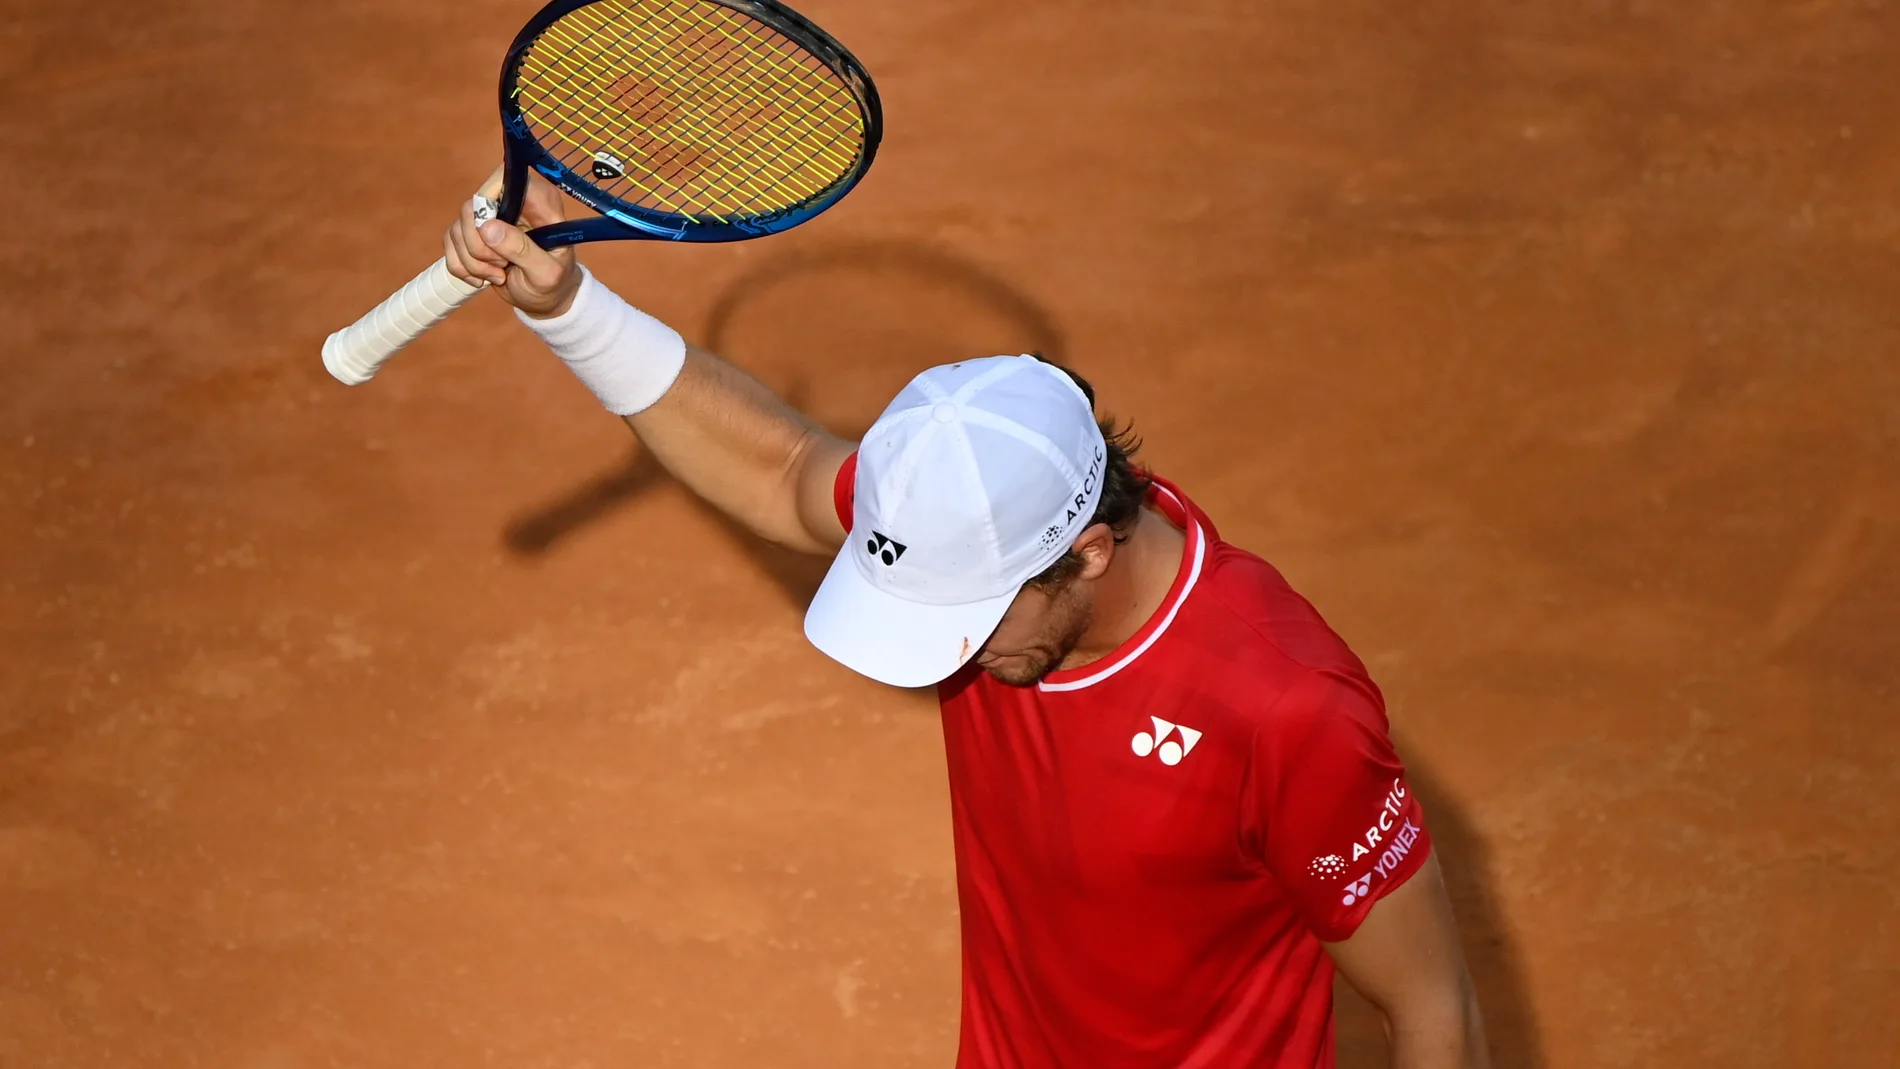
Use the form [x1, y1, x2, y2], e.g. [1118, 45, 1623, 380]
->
[866, 531, 907, 566]
[591, 152, 626, 181]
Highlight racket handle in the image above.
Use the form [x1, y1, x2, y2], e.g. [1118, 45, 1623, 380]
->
[322, 258, 484, 385]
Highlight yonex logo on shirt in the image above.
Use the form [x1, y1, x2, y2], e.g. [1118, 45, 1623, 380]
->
[1340, 873, 1374, 905]
[1130, 715, 1202, 766]
[1339, 819, 1423, 906]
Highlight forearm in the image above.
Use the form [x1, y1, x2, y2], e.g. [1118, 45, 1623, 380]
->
[1383, 981, 1489, 1069]
[624, 345, 844, 553]
[520, 265, 846, 553]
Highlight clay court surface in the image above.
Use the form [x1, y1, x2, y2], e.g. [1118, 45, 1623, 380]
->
[4, 1, 1898, 1065]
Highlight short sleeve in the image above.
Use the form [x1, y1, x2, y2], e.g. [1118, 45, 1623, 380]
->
[832, 451, 858, 531]
[1240, 670, 1433, 942]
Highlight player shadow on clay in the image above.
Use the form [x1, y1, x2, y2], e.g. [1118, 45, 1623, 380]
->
[1331, 750, 1546, 1069]
[502, 239, 1069, 610]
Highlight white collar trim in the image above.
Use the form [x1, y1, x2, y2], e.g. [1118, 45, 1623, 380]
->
[1036, 486, 1205, 693]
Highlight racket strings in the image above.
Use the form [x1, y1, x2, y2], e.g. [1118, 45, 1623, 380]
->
[517, 53, 707, 217]
[513, 0, 867, 221]
[612, 0, 861, 172]
[637, 2, 860, 163]
[605, 0, 854, 149]
[520, 29, 752, 218]
[517, 29, 728, 215]
[632, 8, 855, 182]
[571, 0, 857, 205]
[555, 5, 823, 211]
[539, 7, 785, 211]
[520, 21, 830, 220]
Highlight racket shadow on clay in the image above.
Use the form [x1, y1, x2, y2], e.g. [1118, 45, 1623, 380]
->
[502, 239, 1069, 610]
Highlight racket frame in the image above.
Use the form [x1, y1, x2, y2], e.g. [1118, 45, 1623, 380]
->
[495, 0, 883, 247]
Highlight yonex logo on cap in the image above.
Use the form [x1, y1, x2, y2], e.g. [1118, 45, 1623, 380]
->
[804, 356, 1111, 688]
[866, 530, 907, 566]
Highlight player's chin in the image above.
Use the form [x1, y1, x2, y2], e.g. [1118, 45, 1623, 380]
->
[976, 650, 1056, 687]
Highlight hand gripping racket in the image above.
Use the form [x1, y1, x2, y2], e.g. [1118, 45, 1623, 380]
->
[322, 0, 881, 385]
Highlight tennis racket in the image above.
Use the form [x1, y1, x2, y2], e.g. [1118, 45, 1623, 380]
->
[322, 0, 881, 386]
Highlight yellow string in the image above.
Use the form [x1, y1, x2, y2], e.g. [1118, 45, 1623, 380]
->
[530, 19, 792, 211]
[635, 0, 862, 172]
[518, 74, 736, 217]
[521, 40, 768, 215]
[515, 92, 710, 218]
[526, 0, 862, 215]
[565, 2, 855, 194]
[608, 0, 857, 138]
[577, 2, 849, 163]
[530, 32, 789, 214]
[680, 1, 862, 144]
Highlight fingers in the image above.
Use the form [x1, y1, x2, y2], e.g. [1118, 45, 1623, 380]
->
[519, 169, 568, 230]
[443, 221, 488, 286]
[477, 219, 565, 288]
[445, 224, 502, 288]
[443, 166, 571, 304]
[454, 198, 510, 285]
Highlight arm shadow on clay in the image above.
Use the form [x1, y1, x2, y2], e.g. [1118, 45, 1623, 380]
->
[1330, 748, 1545, 1069]
[502, 239, 1068, 610]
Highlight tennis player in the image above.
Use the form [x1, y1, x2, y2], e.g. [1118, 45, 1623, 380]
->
[443, 174, 1491, 1069]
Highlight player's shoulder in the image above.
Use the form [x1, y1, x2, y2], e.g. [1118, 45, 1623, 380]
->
[1143, 477, 1381, 720]
[1187, 540, 1369, 678]
[1150, 477, 1356, 673]
[1170, 536, 1391, 735]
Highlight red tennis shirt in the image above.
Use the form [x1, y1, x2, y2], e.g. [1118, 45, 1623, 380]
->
[833, 459, 1432, 1068]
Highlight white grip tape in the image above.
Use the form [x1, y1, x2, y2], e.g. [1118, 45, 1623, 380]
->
[322, 258, 484, 385]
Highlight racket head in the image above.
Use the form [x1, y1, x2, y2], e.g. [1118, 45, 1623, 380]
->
[495, 0, 881, 246]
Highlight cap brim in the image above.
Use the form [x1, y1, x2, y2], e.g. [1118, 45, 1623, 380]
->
[803, 545, 1017, 688]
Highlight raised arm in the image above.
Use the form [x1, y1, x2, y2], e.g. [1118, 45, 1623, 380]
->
[443, 171, 851, 555]
[622, 344, 852, 554]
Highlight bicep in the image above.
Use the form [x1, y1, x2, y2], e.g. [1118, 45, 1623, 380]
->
[1325, 852, 1478, 1056]
[791, 430, 855, 551]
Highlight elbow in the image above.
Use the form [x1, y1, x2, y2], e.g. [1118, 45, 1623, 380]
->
[1380, 974, 1489, 1068]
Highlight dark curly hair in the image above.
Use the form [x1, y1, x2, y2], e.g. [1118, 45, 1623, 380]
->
[1023, 356, 1152, 591]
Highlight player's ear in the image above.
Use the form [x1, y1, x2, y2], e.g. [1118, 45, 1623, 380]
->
[1071, 523, 1117, 581]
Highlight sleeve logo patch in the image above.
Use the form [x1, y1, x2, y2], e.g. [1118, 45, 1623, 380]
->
[1339, 819, 1422, 906]
[1349, 778, 1410, 861]
[1308, 854, 1347, 881]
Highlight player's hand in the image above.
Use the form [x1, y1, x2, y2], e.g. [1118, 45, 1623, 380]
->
[443, 165, 583, 319]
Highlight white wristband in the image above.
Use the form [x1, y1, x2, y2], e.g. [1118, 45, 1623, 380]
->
[517, 266, 686, 415]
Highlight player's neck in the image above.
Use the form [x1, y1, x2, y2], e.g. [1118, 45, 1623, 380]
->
[1062, 504, 1189, 669]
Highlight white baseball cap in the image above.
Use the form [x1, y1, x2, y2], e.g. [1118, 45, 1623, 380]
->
[804, 355, 1109, 687]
